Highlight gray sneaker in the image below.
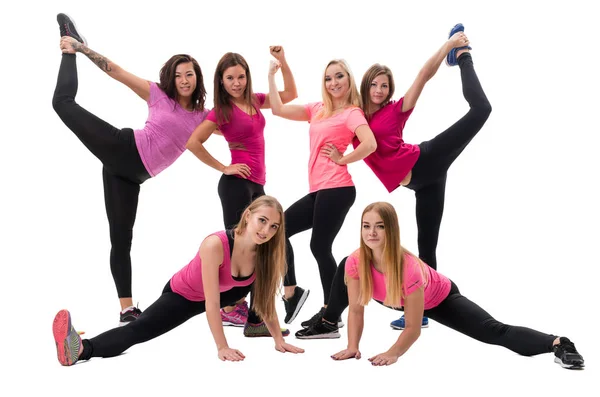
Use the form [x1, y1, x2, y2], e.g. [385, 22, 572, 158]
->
[57, 13, 87, 45]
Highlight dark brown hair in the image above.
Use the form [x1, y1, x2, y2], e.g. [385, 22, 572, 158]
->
[360, 64, 395, 119]
[158, 54, 206, 112]
[213, 52, 257, 125]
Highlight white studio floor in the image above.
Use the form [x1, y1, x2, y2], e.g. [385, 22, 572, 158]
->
[20, 295, 597, 396]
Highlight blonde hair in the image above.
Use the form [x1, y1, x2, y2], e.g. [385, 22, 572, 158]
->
[356, 202, 428, 308]
[316, 59, 362, 120]
[234, 196, 286, 320]
[359, 64, 395, 120]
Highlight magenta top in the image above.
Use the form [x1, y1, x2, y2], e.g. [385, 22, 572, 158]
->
[170, 231, 256, 301]
[352, 97, 420, 192]
[205, 93, 267, 185]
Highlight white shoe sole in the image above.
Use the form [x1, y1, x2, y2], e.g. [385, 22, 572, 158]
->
[296, 331, 341, 340]
[390, 323, 429, 330]
[285, 288, 310, 324]
[554, 357, 585, 369]
[222, 321, 245, 327]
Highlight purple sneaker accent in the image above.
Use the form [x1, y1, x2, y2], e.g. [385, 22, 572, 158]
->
[56, 13, 87, 45]
[119, 306, 142, 326]
[52, 309, 82, 366]
[235, 300, 249, 318]
[221, 305, 247, 327]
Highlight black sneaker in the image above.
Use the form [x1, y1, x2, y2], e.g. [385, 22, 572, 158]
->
[283, 286, 310, 324]
[57, 13, 87, 45]
[301, 307, 344, 328]
[295, 319, 340, 339]
[119, 306, 142, 326]
[553, 337, 584, 369]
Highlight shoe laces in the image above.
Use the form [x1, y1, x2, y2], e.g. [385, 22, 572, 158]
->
[62, 24, 72, 35]
[229, 311, 244, 321]
[559, 338, 578, 354]
[235, 301, 249, 316]
[129, 303, 142, 316]
[308, 308, 325, 323]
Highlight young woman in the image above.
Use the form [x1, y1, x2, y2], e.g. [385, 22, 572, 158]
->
[52, 14, 209, 325]
[52, 196, 305, 366]
[296, 202, 585, 370]
[268, 59, 378, 326]
[186, 48, 297, 335]
[327, 23, 492, 329]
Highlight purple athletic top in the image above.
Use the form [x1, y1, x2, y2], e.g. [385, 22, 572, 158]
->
[134, 82, 209, 177]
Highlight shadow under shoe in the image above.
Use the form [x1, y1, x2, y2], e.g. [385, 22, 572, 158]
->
[296, 320, 340, 340]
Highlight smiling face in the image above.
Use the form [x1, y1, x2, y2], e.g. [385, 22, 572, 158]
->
[174, 62, 197, 98]
[222, 64, 247, 100]
[361, 210, 386, 251]
[244, 205, 281, 245]
[369, 73, 390, 106]
[324, 63, 350, 102]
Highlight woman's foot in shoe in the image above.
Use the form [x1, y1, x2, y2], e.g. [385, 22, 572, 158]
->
[553, 337, 584, 369]
[52, 309, 83, 366]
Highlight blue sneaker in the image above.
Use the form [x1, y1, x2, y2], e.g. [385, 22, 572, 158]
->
[448, 22, 465, 37]
[446, 23, 472, 67]
[390, 315, 429, 330]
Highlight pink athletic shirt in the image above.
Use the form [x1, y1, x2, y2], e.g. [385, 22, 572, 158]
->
[170, 231, 256, 301]
[305, 103, 368, 193]
[352, 98, 420, 192]
[134, 82, 209, 177]
[345, 249, 451, 309]
[205, 93, 267, 186]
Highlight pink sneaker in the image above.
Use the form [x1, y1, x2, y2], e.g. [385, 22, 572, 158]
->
[52, 309, 82, 366]
[235, 300, 249, 317]
[221, 302, 248, 327]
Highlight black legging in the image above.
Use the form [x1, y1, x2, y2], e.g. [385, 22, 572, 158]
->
[283, 186, 356, 303]
[80, 281, 254, 360]
[406, 53, 492, 270]
[323, 258, 556, 357]
[218, 174, 265, 323]
[52, 54, 150, 298]
[218, 174, 265, 229]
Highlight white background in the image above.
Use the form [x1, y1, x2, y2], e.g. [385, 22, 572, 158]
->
[1, 0, 598, 395]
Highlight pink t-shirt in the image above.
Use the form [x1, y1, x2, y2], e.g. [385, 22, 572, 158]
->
[134, 82, 209, 177]
[205, 93, 267, 186]
[345, 249, 451, 310]
[305, 103, 368, 193]
[170, 231, 256, 301]
[352, 98, 420, 192]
